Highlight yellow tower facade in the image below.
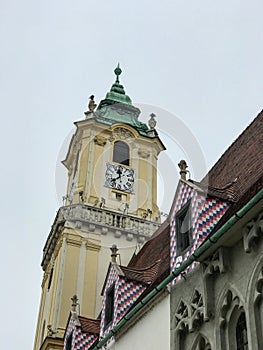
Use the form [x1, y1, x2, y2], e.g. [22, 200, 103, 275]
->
[33, 66, 165, 350]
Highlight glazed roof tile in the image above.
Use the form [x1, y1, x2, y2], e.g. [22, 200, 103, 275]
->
[204, 110, 263, 229]
[78, 316, 100, 335]
[203, 110, 263, 201]
[120, 260, 162, 284]
[127, 220, 170, 283]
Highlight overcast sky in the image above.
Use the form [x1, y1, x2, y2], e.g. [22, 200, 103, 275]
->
[1, 1, 262, 349]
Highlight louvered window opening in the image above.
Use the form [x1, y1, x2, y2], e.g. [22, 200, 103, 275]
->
[113, 141, 129, 166]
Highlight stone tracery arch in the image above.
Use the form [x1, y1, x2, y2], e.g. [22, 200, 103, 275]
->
[191, 333, 211, 350]
[217, 286, 247, 350]
[247, 258, 263, 350]
[172, 290, 205, 350]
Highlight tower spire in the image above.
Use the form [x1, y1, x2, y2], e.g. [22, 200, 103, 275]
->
[114, 63, 122, 84]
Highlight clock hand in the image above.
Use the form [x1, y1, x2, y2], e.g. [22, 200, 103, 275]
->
[116, 167, 122, 179]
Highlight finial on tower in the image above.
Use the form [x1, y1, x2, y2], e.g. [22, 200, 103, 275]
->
[178, 160, 188, 180]
[114, 63, 122, 83]
[71, 295, 80, 325]
[110, 244, 119, 264]
[148, 113, 157, 130]
[71, 295, 78, 313]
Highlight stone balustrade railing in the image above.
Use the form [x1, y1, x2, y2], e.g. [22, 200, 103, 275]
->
[42, 204, 161, 270]
[61, 203, 160, 237]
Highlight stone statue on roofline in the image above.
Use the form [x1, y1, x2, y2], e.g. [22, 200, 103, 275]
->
[84, 94, 97, 118]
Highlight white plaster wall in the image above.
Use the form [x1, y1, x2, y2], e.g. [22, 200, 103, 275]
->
[109, 294, 170, 350]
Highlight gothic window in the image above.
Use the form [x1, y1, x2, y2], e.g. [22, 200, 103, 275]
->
[236, 312, 248, 350]
[176, 202, 192, 255]
[113, 141, 130, 166]
[104, 284, 115, 329]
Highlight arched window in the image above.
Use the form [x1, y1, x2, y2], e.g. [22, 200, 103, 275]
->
[236, 312, 248, 350]
[113, 141, 129, 166]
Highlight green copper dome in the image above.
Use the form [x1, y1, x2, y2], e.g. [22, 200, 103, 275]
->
[103, 64, 132, 105]
[95, 65, 150, 136]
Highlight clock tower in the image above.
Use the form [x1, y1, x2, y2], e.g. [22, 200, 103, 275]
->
[33, 66, 165, 350]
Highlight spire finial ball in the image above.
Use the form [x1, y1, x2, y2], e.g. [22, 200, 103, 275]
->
[114, 63, 122, 82]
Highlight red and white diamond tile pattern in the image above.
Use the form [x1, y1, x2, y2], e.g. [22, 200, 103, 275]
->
[100, 265, 146, 340]
[115, 279, 146, 323]
[100, 266, 119, 338]
[170, 181, 229, 285]
[64, 316, 98, 350]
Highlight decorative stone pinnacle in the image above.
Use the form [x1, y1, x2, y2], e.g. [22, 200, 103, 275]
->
[148, 113, 157, 130]
[114, 63, 122, 83]
[71, 295, 78, 313]
[110, 244, 119, 263]
[178, 160, 188, 180]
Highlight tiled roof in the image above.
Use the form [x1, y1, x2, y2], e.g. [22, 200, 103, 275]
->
[189, 179, 238, 202]
[78, 316, 100, 335]
[203, 110, 263, 229]
[120, 260, 162, 284]
[203, 110, 263, 202]
[127, 220, 170, 284]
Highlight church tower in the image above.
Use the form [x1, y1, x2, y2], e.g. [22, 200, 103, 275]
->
[33, 66, 165, 350]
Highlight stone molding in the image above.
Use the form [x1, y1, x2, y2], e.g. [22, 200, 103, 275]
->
[202, 247, 227, 278]
[254, 266, 263, 304]
[202, 248, 228, 320]
[243, 211, 263, 253]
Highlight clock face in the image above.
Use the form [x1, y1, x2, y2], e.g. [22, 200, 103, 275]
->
[105, 163, 134, 193]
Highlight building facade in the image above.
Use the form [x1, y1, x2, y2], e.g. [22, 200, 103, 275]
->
[62, 112, 262, 350]
[34, 67, 263, 350]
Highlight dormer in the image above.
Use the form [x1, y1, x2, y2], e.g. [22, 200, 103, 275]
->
[99, 245, 161, 343]
[170, 168, 236, 283]
[63, 297, 100, 350]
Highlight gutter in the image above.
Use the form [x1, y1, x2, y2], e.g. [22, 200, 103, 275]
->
[94, 188, 263, 349]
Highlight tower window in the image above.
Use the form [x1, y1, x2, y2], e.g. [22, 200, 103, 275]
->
[236, 312, 248, 350]
[104, 284, 115, 329]
[176, 202, 192, 255]
[113, 141, 129, 166]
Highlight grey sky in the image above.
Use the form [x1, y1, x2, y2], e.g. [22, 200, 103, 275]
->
[0, 1, 262, 348]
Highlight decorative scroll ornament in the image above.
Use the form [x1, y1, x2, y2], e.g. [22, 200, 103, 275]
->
[94, 135, 107, 146]
[109, 127, 134, 142]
